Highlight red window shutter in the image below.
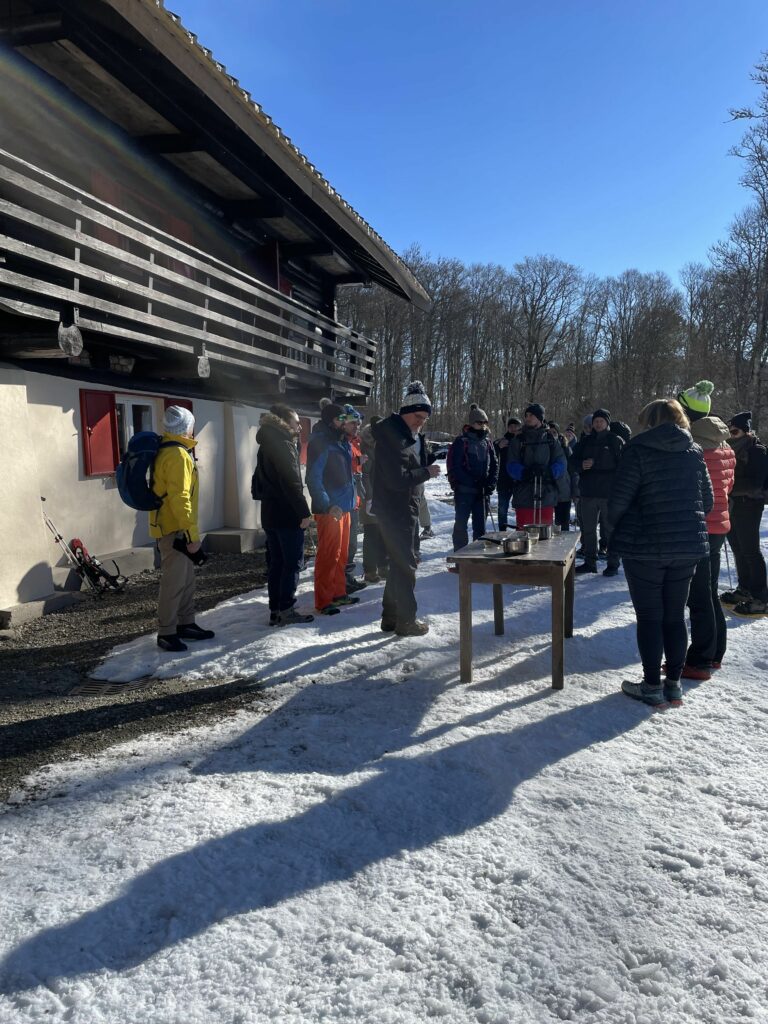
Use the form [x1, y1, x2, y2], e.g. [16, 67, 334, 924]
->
[80, 390, 119, 475]
[298, 416, 311, 466]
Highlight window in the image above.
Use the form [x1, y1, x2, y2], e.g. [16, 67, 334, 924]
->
[116, 399, 155, 459]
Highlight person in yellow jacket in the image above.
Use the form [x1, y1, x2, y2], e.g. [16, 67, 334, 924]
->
[150, 405, 215, 652]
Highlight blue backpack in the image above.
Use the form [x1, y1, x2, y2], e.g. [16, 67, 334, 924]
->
[115, 432, 184, 511]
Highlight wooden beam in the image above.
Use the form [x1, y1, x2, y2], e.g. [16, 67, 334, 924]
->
[281, 242, 336, 259]
[0, 13, 66, 46]
[135, 133, 202, 154]
[223, 198, 286, 220]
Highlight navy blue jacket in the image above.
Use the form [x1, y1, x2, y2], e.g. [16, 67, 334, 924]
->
[306, 421, 355, 514]
[447, 429, 498, 494]
[371, 413, 431, 520]
[608, 423, 713, 562]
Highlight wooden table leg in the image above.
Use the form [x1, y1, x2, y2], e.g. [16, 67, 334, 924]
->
[493, 583, 504, 636]
[459, 569, 473, 682]
[564, 559, 574, 639]
[551, 568, 564, 689]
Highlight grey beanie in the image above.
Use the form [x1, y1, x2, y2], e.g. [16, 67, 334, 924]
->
[163, 405, 195, 436]
[468, 403, 489, 424]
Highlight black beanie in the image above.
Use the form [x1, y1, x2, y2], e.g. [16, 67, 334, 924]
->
[729, 410, 752, 433]
[525, 402, 545, 424]
[592, 408, 611, 424]
[320, 402, 343, 425]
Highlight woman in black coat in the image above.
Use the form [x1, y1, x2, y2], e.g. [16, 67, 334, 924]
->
[254, 404, 314, 626]
[608, 399, 713, 708]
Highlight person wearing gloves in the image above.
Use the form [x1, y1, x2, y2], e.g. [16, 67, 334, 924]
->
[505, 402, 567, 528]
[306, 402, 358, 615]
[609, 399, 713, 708]
[572, 408, 624, 576]
[494, 416, 522, 531]
[724, 410, 768, 617]
[150, 404, 215, 652]
[447, 404, 498, 550]
[371, 381, 441, 636]
[675, 382, 736, 676]
[254, 403, 314, 627]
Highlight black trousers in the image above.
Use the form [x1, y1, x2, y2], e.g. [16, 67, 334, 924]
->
[580, 497, 618, 569]
[728, 497, 767, 601]
[362, 523, 389, 576]
[686, 533, 727, 667]
[265, 527, 305, 612]
[497, 488, 513, 531]
[623, 558, 698, 684]
[378, 513, 419, 626]
[554, 500, 571, 531]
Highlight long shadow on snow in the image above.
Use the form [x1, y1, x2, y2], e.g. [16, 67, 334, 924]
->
[0, 691, 644, 991]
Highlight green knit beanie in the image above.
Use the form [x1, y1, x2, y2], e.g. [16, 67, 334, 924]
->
[678, 380, 714, 418]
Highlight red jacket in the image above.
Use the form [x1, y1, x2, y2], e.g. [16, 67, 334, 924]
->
[691, 417, 735, 535]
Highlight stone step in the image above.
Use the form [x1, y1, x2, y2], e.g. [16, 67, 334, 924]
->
[204, 528, 265, 554]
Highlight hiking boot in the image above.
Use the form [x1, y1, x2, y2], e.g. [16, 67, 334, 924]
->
[157, 634, 188, 652]
[575, 562, 598, 574]
[602, 566, 619, 578]
[663, 679, 683, 707]
[177, 623, 215, 641]
[364, 572, 382, 583]
[316, 604, 341, 616]
[681, 664, 711, 681]
[732, 598, 768, 618]
[277, 609, 315, 626]
[269, 611, 279, 627]
[381, 618, 396, 632]
[420, 527, 435, 539]
[395, 619, 429, 637]
[331, 595, 360, 607]
[720, 587, 750, 606]
[621, 679, 667, 708]
[345, 577, 367, 593]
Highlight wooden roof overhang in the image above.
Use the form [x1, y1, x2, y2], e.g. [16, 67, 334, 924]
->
[0, 0, 430, 310]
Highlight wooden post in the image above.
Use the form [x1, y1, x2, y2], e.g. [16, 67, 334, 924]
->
[459, 569, 473, 683]
[564, 559, 575, 639]
[493, 583, 504, 635]
[551, 566, 564, 690]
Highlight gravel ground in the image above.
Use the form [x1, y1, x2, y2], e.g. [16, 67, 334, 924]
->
[0, 551, 273, 805]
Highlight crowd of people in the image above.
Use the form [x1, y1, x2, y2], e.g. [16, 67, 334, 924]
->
[148, 380, 767, 707]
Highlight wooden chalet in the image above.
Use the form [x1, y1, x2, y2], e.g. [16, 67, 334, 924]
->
[0, 0, 429, 612]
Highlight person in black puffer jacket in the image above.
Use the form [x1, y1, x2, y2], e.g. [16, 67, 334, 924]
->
[254, 405, 314, 626]
[447, 404, 498, 551]
[493, 416, 522, 531]
[609, 398, 713, 708]
[571, 408, 624, 575]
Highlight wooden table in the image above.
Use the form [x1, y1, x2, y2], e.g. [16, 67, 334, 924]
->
[447, 534, 577, 689]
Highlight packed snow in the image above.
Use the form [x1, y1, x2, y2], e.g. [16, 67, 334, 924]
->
[1, 478, 767, 1023]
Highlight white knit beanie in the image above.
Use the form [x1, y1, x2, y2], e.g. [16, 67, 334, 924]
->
[163, 405, 195, 436]
[399, 380, 432, 415]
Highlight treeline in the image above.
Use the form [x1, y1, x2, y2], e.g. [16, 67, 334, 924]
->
[337, 57, 768, 436]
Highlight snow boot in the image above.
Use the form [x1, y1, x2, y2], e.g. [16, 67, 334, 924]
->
[621, 679, 667, 708]
[575, 562, 598, 574]
[663, 679, 683, 707]
[731, 598, 768, 618]
[331, 594, 360, 607]
[177, 623, 215, 641]
[681, 663, 711, 681]
[720, 586, 750, 606]
[364, 572, 382, 583]
[381, 618, 396, 632]
[269, 611, 279, 627]
[395, 619, 429, 637]
[277, 609, 314, 626]
[157, 634, 188, 652]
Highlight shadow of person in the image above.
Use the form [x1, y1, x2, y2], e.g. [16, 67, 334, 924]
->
[0, 692, 644, 992]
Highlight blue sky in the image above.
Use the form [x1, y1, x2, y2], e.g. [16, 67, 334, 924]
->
[172, 0, 767, 284]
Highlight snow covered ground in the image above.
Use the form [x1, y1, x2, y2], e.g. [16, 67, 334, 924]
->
[1, 479, 767, 1023]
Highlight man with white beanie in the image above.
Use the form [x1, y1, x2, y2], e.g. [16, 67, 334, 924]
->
[371, 381, 441, 636]
[150, 404, 214, 651]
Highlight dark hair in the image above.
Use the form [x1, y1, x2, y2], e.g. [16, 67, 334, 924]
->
[507, 416, 521, 427]
[270, 403, 298, 423]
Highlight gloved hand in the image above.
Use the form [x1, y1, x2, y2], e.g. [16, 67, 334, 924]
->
[551, 460, 565, 480]
[507, 461, 525, 482]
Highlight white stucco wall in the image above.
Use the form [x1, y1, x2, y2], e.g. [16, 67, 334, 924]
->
[0, 367, 258, 606]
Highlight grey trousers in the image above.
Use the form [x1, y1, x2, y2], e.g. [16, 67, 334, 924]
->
[580, 497, 617, 569]
[157, 532, 196, 636]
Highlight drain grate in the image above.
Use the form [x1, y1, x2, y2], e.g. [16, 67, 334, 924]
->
[69, 678, 153, 696]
